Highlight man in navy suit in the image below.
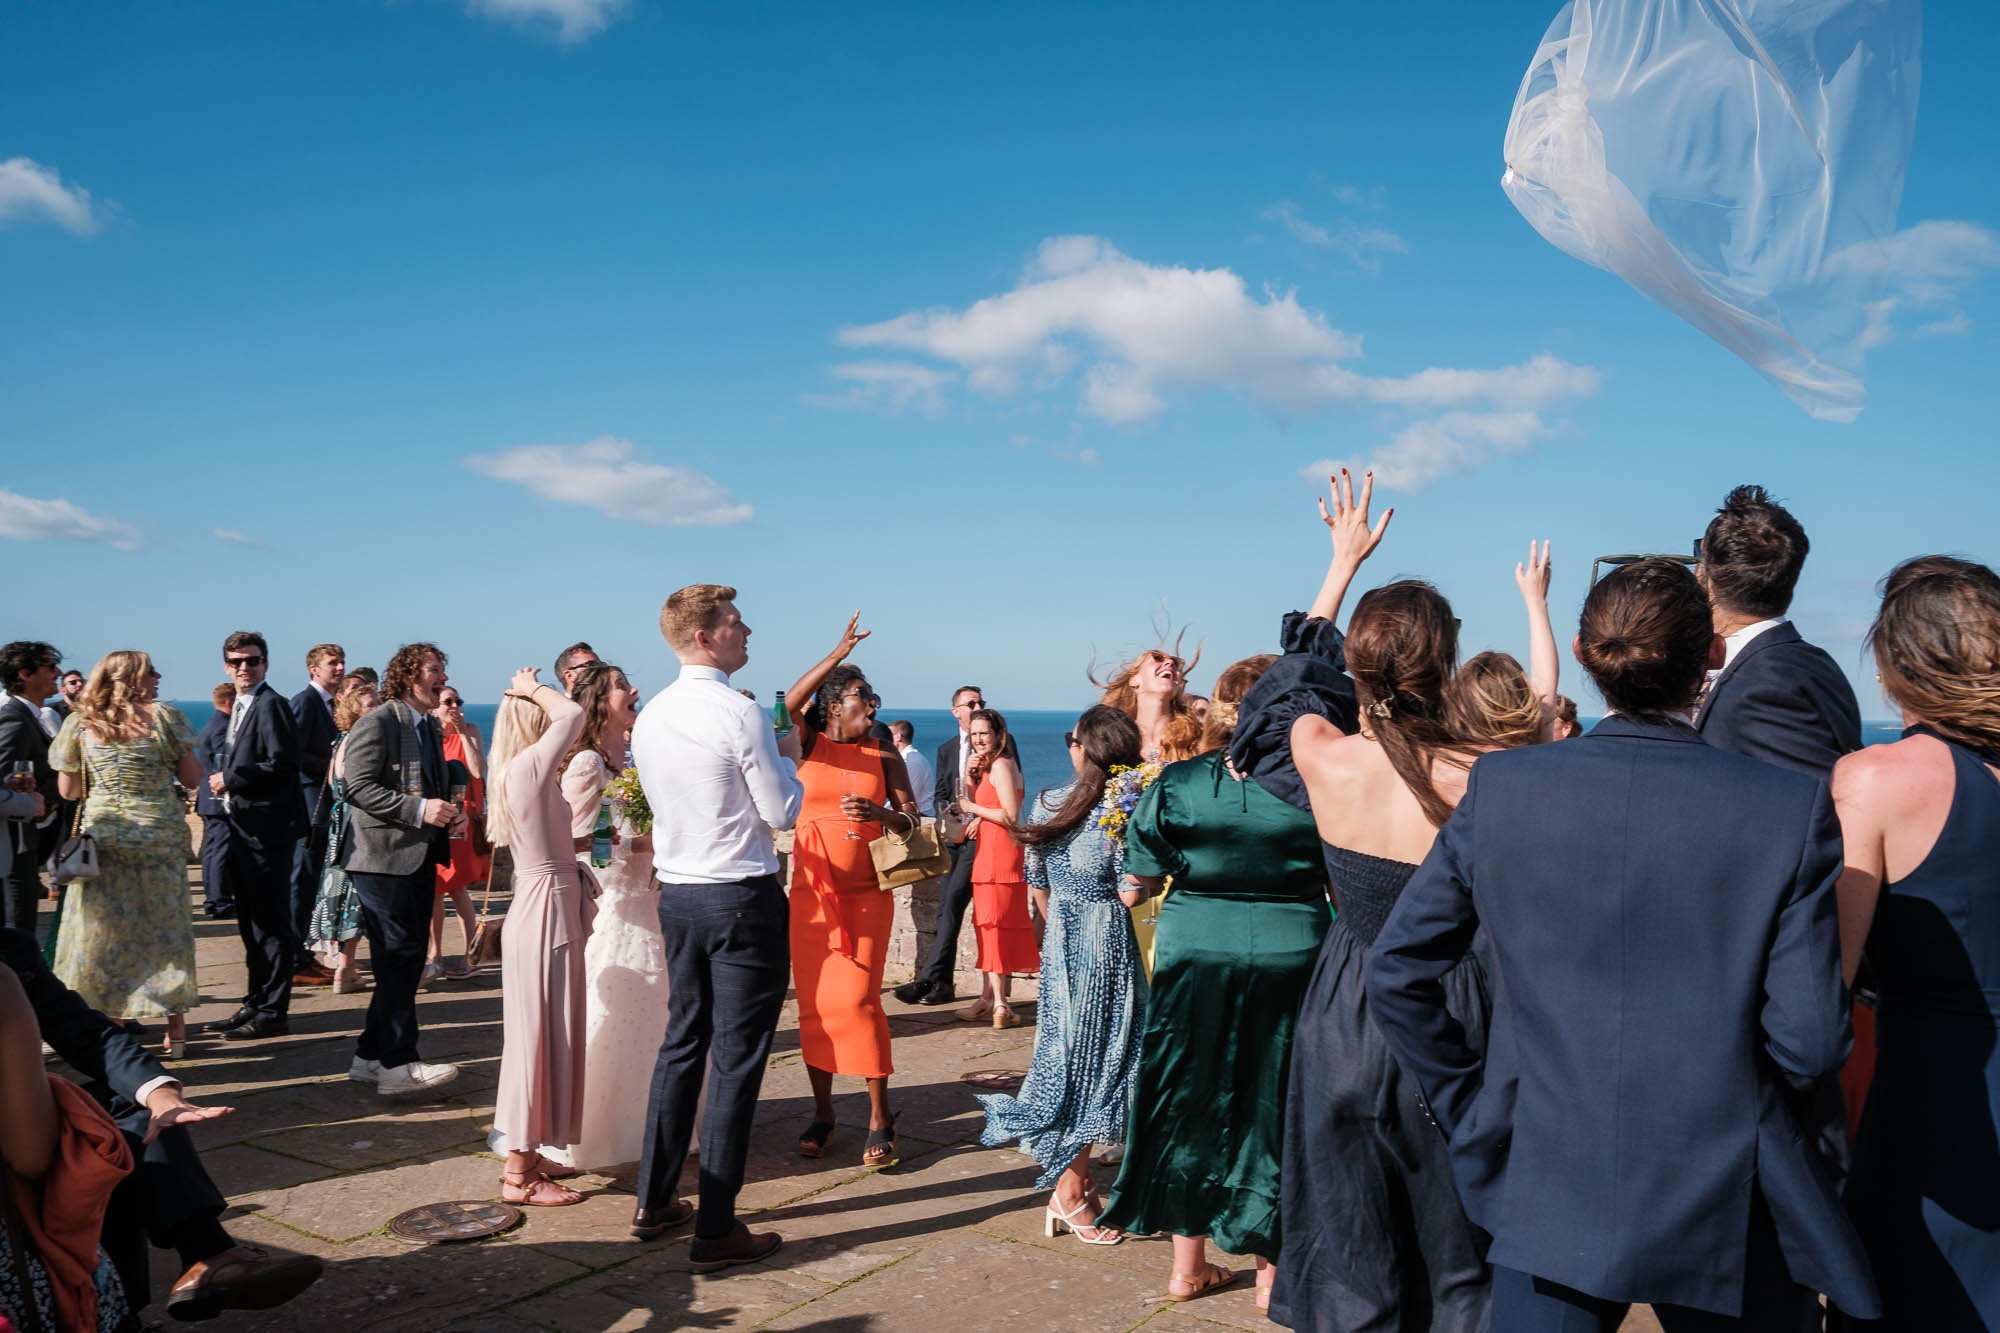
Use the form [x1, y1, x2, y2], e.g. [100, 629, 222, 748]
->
[3, 929, 324, 1319]
[893, 683, 983, 1006]
[206, 631, 307, 1041]
[0, 640, 62, 937]
[1695, 484, 1861, 776]
[1367, 559, 1878, 1330]
[287, 642, 344, 982]
[194, 682, 237, 918]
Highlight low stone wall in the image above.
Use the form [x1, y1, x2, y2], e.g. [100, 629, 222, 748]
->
[884, 875, 980, 984]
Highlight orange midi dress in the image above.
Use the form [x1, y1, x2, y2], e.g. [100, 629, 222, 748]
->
[970, 770, 1039, 974]
[435, 730, 489, 894]
[790, 733, 895, 1078]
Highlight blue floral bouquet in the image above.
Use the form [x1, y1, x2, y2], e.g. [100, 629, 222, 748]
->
[1095, 762, 1162, 846]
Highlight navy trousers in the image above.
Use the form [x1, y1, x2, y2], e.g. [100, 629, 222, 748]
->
[199, 816, 232, 913]
[637, 875, 789, 1238]
[224, 822, 295, 1021]
[349, 869, 434, 1069]
[289, 816, 330, 963]
[917, 840, 975, 990]
[95, 1086, 231, 1306]
[3, 840, 43, 939]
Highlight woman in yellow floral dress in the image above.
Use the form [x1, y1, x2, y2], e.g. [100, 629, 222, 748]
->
[51, 651, 204, 1058]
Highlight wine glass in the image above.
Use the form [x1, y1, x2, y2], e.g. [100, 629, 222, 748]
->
[5, 761, 30, 793]
[449, 783, 469, 841]
[841, 771, 864, 841]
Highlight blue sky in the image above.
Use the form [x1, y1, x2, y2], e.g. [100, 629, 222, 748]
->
[4, 1, 1996, 716]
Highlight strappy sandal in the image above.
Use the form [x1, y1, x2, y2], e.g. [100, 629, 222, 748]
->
[529, 1152, 580, 1181]
[500, 1169, 582, 1208]
[798, 1119, 834, 1159]
[1044, 1194, 1123, 1246]
[1166, 1262, 1238, 1303]
[862, 1114, 899, 1167]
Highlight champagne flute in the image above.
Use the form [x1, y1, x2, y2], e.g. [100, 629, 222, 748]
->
[5, 761, 30, 793]
[449, 782, 469, 841]
[841, 771, 864, 841]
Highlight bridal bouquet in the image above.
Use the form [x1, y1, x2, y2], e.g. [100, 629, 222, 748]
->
[604, 766, 654, 835]
[1096, 762, 1162, 846]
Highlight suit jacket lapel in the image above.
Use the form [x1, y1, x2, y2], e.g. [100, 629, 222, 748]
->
[1698, 621, 1802, 727]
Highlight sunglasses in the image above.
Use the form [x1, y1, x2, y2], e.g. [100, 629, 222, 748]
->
[1589, 549, 1702, 585]
[955, 699, 985, 710]
[224, 655, 266, 669]
[1064, 732, 1079, 747]
[441, 699, 463, 708]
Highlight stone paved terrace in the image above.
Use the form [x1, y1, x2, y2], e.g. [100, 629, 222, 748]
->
[45, 868, 1661, 1332]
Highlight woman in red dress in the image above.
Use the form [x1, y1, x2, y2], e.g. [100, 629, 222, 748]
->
[959, 707, 1037, 1028]
[428, 688, 487, 982]
[783, 616, 922, 1167]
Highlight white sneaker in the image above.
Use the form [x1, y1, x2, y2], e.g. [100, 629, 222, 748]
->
[347, 1057, 381, 1084]
[377, 1059, 459, 1097]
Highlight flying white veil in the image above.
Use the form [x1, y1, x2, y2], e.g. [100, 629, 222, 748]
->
[1502, 0, 1923, 421]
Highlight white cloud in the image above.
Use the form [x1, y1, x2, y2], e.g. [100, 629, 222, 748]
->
[805, 361, 955, 416]
[822, 236, 1597, 491]
[1304, 411, 1557, 493]
[0, 489, 139, 549]
[1262, 201, 1409, 272]
[0, 158, 101, 234]
[466, 0, 626, 43]
[463, 436, 753, 526]
[1829, 220, 1999, 349]
[212, 528, 270, 549]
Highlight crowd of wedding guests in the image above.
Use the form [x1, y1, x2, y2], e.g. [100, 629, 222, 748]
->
[5, 476, 1999, 1329]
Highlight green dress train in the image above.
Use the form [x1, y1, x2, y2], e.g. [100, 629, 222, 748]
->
[1096, 749, 1330, 1258]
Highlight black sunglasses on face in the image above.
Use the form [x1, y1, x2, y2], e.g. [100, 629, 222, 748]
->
[225, 655, 266, 669]
[1064, 732, 1079, 747]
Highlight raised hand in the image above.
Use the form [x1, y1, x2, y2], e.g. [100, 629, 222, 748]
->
[508, 666, 542, 698]
[1515, 540, 1552, 603]
[832, 612, 871, 661]
[1319, 468, 1393, 571]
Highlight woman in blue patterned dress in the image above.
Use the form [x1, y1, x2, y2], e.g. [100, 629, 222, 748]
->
[978, 705, 1146, 1245]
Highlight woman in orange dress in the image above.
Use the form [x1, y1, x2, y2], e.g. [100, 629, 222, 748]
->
[783, 616, 921, 1167]
[428, 688, 487, 983]
[959, 707, 1038, 1028]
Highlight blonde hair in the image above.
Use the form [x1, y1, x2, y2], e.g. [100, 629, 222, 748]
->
[75, 651, 156, 742]
[1199, 654, 1278, 753]
[483, 695, 551, 850]
[659, 583, 737, 654]
[1447, 651, 1543, 751]
[1869, 556, 2000, 753]
[333, 677, 379, 732]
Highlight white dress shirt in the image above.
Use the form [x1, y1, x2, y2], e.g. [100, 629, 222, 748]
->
[899, 744, 936, 815]
[631, 664, 803, 884]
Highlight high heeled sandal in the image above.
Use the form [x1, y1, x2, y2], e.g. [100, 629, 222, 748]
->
[500, 1169, 582, 1208]
[1166, 1263, 1238, 1303]
[992, 1005, 1023, 1029]
[862, 1114, 898, 1167]
[1043, 1194, 1123, 1246]
[798, 1120, 834, 1159]
[957, 1003, 995, 1023]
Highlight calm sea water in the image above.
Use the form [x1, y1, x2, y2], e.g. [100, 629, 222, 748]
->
[169, 699, 1905, 800]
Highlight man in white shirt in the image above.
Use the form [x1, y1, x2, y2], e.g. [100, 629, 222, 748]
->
[629, 583, 802, 1267]
[889, 720, 936, 816]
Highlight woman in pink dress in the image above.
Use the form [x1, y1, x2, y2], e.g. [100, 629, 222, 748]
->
[958, 707, 1037, 1028]
[485, 666, 595, 1207]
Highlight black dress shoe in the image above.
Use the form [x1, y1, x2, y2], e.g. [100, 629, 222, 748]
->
[220, 1017, 290, 1041]
[631, 1199, 695, 1241]
[205, 903, 236, 919]
[918, 981, 958, 1006]
[891, 979, 929, 1004]
[204, 1006, 256, 1034]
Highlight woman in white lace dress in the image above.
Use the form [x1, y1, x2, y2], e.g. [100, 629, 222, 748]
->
[558, 663, 684, 1168]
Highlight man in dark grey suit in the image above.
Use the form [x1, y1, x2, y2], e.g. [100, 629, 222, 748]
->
[1695, 484, 1862, 777]
[338, 641, 463, 1097]
[894, 683, 983, 1006]
[287, 641, 344, 981]
[0, 640, 62, 938]
[194, 682, 237, 918]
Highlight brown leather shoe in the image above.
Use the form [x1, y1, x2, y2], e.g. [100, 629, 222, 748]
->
[166, 1245, 325, 1320]
[688, 1221, 782, 1271]
[291, 967, 334, 987]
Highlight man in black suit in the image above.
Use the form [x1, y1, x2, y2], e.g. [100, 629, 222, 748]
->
[206, 631, 307, 1041]
[894, 684, 983, 1006]
[287, 641, 344, 982]
[2, 929, 324, 1319]
[0, 640, 62, 938]
[194, 682, 237, 918]
[337, 641, 462, 1096]
[48, 668, 83, 721]
[1368, 559, 1877, 1330]
[1695, 484, 1862, 777]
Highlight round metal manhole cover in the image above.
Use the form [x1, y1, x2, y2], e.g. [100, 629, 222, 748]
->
[960, 1069, 1027, 1091]
[387, 1200, 522, 1244]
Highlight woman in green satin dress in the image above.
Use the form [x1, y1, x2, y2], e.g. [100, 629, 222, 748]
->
[1096, 660, 1331, 1306]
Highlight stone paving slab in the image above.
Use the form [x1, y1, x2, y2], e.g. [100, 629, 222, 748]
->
[36, 877, 1668, 1331]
